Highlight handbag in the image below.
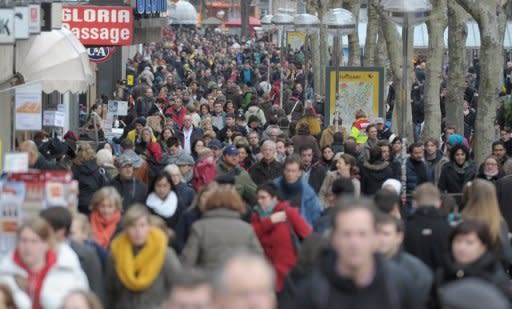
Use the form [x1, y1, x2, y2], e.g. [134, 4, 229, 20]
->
[287, 100, 300, 122]
[286, 220, 301, 254]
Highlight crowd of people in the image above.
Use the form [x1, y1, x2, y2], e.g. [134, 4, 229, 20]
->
[2, 27, 512, 309]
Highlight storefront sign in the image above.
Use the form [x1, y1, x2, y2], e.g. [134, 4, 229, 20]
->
[0, 9, 15, 45]
[87, 46, 117, 63]
[61, 5, 133, 46]
[134, 0, 167, 15]
[28, 4, 41, 34]
[14, 6, 29, 40]
[15, 82, 42, 131]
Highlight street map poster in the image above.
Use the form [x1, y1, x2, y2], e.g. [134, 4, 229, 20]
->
[325, 67, 384, 130]
[287, 32, 306, 51]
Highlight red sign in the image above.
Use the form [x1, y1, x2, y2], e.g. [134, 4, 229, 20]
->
[87, 46, 117, 64]
[61, 5, 133, 46]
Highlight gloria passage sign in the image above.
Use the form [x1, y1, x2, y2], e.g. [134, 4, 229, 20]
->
[61, 5, 133, 46]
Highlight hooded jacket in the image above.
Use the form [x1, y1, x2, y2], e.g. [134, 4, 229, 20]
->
[360, 160, 395, 195]
[288, 250, 422, 309]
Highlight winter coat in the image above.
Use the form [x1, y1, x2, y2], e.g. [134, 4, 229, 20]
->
[174, 182, 196, 208]
[350, 117, 370, 144]
[391, 251, 433, 304]
[438, 161, 477, 208]
[318, 172, 360, 208]
[360, 160, 395, 195]
[174, 207, 201, 254]
[72, 159, 109, 215]
[69, 240, 105, 305]
[273, 177, 322, 226]
[146, 191, 183, 229]
[496, 175, 512, 232]
[434, 252, 512, 304]
[249, 158, 284, 186]
[105, 249, 181, 309]
[177, 126, 204, 150]
[405, 159, 433, 200]
[251, 201, 312, 291]
[319, 126, 347, 149]
[403, 206, 452, 271]
[217, 160, 258, 206]
[245, 106, 267, 126]
[0, 244, 89, 309]
[291, 134, 321, 159]
[303, 162, 327, 194]
[111, 175, 148, 211]
[425, 151, 449, 185]
[181, 208, 264, 272]
[286, 250, 422, 309]
[296, 116, 321, 137]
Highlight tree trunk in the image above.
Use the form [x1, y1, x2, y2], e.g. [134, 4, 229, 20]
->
[343, 0, 361, 66]
[375, 26, 387, 66]
[319, 0, 330, 96]
[364, 0, 378, 66]
[307, 0, 322, 97]
[422, 0, 447, 140]
[241, 0, 250, 39]
[455, 0, 509, 164]
[445, 0, 467, 135]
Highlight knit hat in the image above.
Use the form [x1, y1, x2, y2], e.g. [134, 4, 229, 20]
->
[118, 150, 143, 168]
[175, 153, 195, 166]
[448, 134, 464, 146]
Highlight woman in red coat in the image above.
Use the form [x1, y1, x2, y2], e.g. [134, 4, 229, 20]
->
[251, 182, 312, 292]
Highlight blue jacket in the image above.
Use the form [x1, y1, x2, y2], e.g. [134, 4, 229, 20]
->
[273, 177, 321, 226]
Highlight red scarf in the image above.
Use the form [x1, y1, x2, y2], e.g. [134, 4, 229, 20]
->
[13, 249, 57, 309]
[90, 210, 121, 248]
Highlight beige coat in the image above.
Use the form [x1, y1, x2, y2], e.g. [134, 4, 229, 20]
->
[181, 208, 263, 272]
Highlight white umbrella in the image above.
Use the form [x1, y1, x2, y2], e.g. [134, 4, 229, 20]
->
[15, 28, 93, 93]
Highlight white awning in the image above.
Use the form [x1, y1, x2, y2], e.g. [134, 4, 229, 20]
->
[15, 28, 93, 93]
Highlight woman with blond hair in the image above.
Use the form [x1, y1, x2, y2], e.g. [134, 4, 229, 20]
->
[72, 143, 109, 215]
[461, 179, 512, 267]
[106, 205, 181, 308]
[181, 186, 263, 272]
[88, 187, 123, 249]
[0, 218, 89, 308]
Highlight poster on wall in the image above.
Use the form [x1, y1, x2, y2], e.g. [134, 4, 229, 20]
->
[286, 32, 306, 51]
[15, 82, 42, 131]
[0, 182, 25, 256]
[325, 67, 385, 130]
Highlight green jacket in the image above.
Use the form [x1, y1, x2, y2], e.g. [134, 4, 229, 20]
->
[216, 160, 257, 206]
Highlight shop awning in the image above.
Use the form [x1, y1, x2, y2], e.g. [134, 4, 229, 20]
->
[15, 29, 93, 93]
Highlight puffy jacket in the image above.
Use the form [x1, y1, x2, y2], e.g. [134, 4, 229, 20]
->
[350, 117, 370, 144]
[360, 160, 395, 195]
[217, 160, 257, 206]
[72, 159, 109, 215]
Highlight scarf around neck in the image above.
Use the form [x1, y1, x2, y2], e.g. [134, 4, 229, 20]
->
[111, 227, 167, 292]
[14, 249, 57, 309]
[146, 191, 178, 218]
[281, 178, 303, 200]
[91, 210, 121, 249]
[254, 201, 277, 218]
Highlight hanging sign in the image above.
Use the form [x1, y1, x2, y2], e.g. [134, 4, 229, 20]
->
[0, 9, 14, 45]
[61, 5, 133, 46]
[28, 4, 41, 34]
[14, 6, 29, 40]
[87, 46, 117, 63]
[15, 82, 42, 131]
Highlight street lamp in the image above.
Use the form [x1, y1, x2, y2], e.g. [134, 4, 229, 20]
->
[294, 13, 320, 101]
[324, 8, 356, 130]
[381, 0, 432, 208]
[272, 12, 294, 108]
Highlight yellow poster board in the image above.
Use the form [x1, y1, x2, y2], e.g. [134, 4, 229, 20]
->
[286, 31, 306, 50]
[325, 67, 385, 129]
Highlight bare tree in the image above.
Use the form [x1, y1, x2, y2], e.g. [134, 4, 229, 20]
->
[364, 0, 379, 66]
[455, 0, 511, 163]
[241, 0, 250, 39]
[422, 0, 447, 140]
[445, 0, 467, 135]
[343, 0, 361, 66]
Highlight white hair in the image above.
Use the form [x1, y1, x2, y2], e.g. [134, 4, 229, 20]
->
[96, 149, 113, 165]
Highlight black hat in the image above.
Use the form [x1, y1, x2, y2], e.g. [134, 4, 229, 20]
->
[39, 139, 69, 160]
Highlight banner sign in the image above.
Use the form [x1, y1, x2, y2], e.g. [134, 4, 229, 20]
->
[61, 5, 133, 46]
[0, 9, 14, 45]
[28, 4, 41, 34]
[14, 6, 29, 40]
[15, 82, 42, 131]
[134, 0, 168, 15]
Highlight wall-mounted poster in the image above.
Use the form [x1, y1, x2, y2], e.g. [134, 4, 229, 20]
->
[286, 31, 306, 51]
[15, 81, 42, 131]
[325, 67, 385, 130]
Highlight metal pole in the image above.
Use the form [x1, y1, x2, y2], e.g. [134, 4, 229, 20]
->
[280, 26, 285, 108]
[334, 33, 340, 131]
[401, 15, 409, 209]
[304, 33, 308, 101]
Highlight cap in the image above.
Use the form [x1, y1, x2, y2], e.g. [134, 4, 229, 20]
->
[118, 150, 143, 168]
[375, 117, 385, 125]
[223, 145, 239, 156]
[208, 139, 223, 149]
[175, 153, 195, 166]
[117, 156, 134, 168]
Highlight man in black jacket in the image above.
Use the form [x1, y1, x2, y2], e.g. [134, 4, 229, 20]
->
[249, 140, 283, 186]
[403, 183, 451, 271]
[288, 200, 422, 309]
[299, 145, 327, 194]
[111, 154, 148, 211]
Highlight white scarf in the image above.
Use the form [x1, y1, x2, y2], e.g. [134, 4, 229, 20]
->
[146, 191, 178, 218]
